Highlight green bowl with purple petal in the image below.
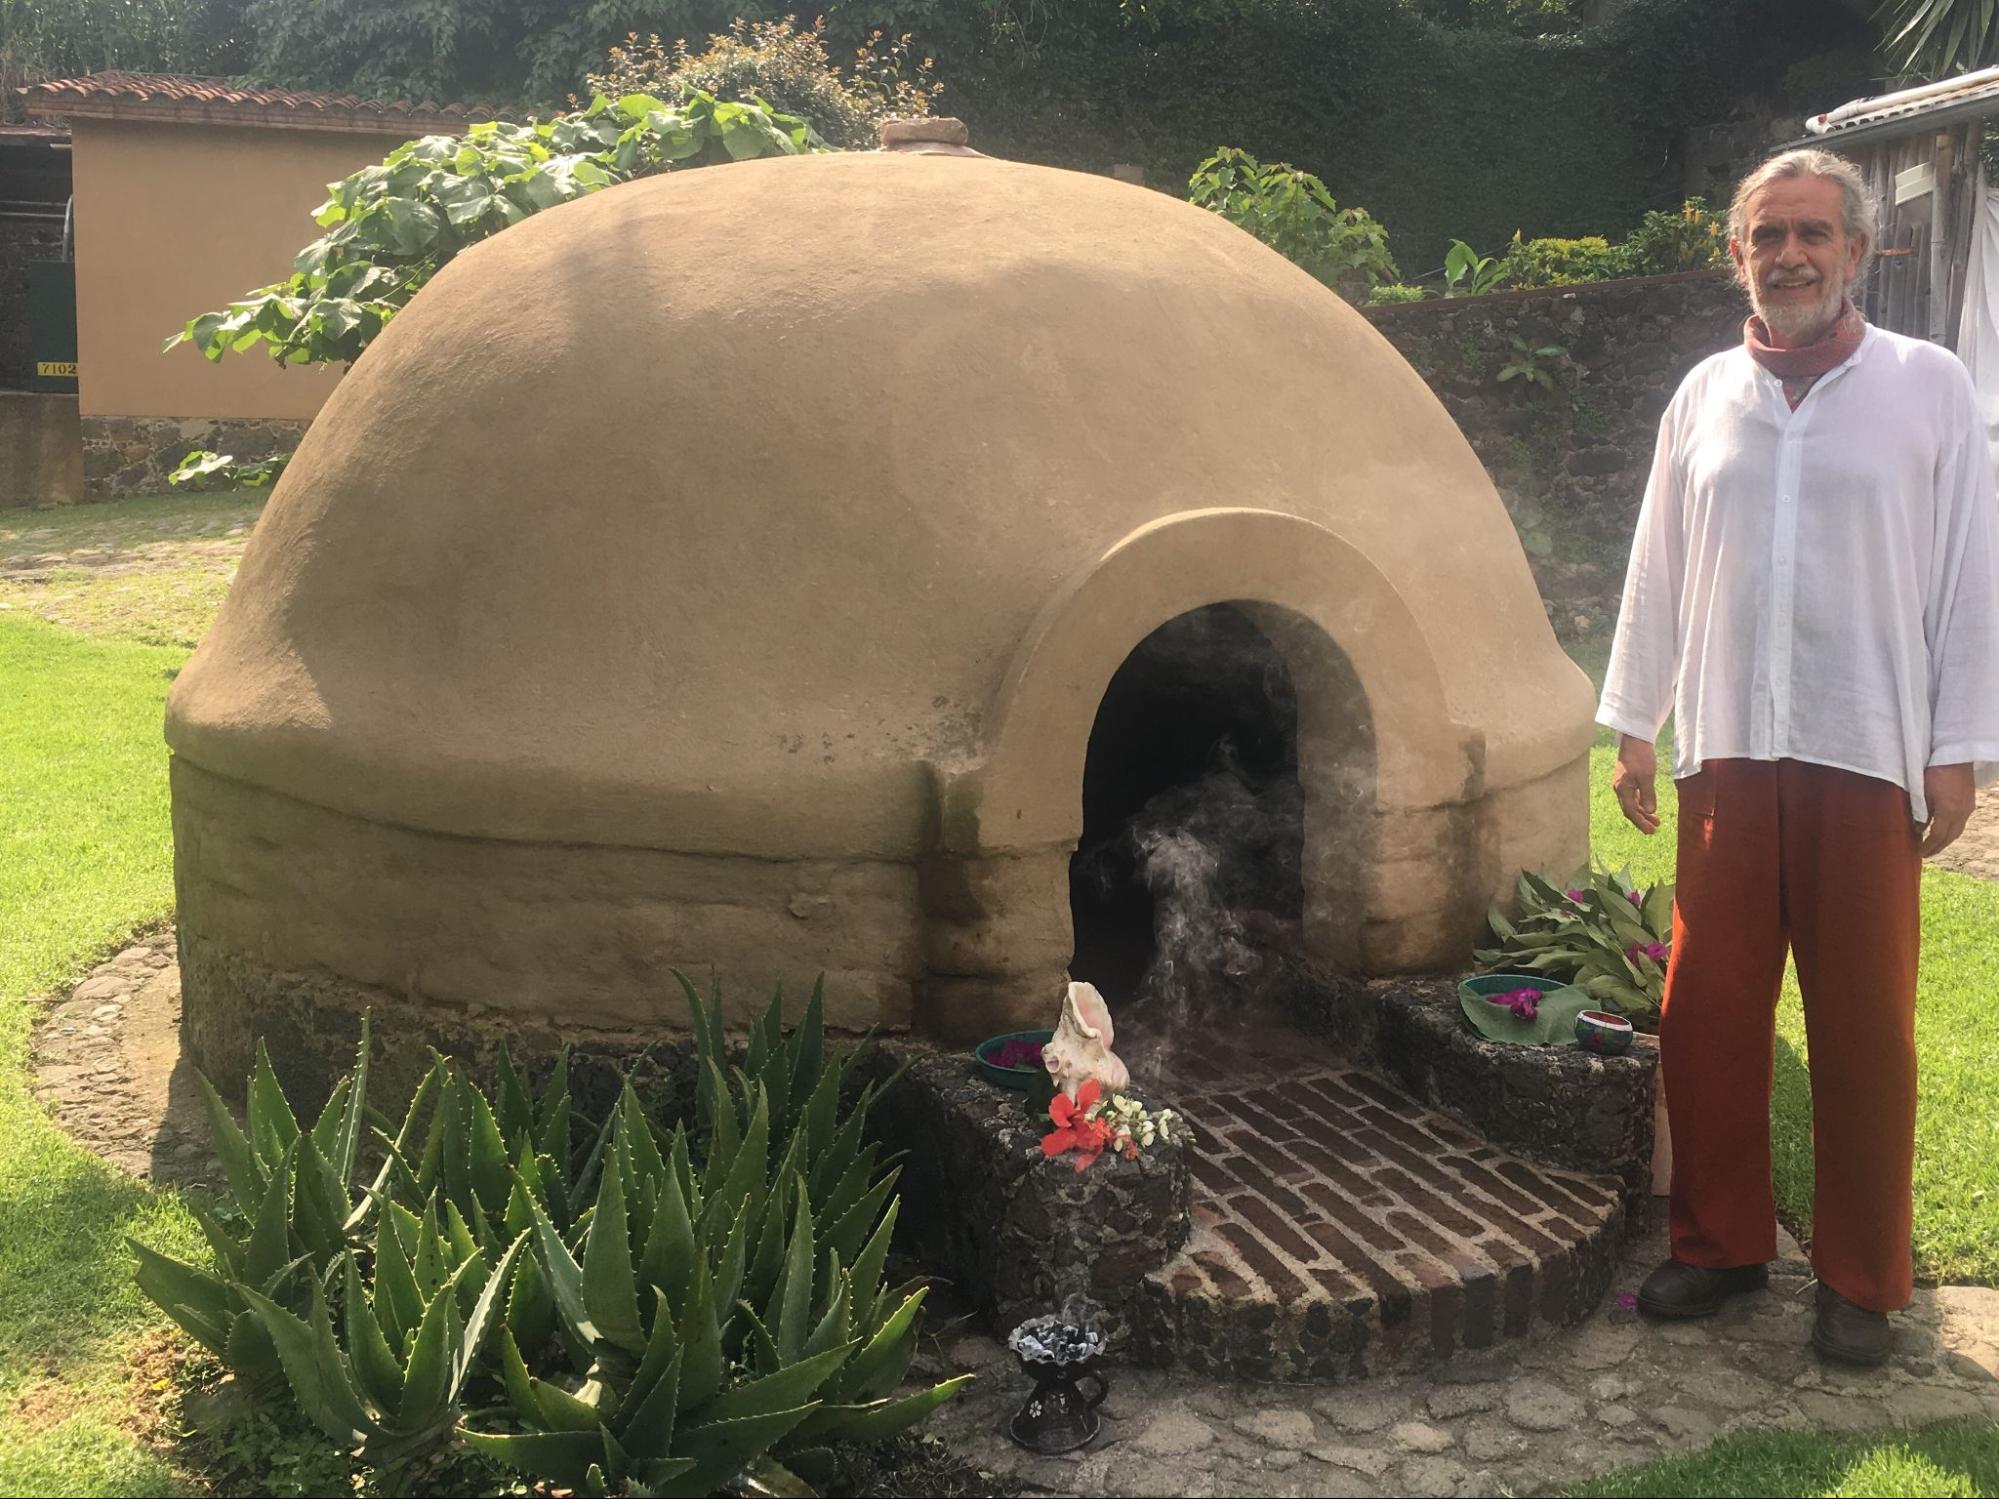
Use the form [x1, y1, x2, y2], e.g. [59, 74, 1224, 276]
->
[974, 1030, 1054, 1088]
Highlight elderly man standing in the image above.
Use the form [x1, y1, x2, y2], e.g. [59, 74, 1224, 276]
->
[1598, 147, 1999, 1365]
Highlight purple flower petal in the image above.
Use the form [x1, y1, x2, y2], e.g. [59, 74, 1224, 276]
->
[1628, 889, 1645, 906]
[1616, 1292, 1638, 1310]
[1565, 888, 1586, 904]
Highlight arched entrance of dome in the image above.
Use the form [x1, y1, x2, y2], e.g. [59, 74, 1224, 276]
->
[1066, 603, 1306, 1015]
[921, 508, 1472, 1042]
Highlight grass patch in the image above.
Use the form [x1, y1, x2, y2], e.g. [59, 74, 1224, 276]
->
[1570, 643, 1999, 1284]
[0, 494, 261, 650]
[0, 613, 206, 1495]
[1567, 1419, 1999, 1497]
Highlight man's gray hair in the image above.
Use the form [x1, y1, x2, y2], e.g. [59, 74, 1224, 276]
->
[1728, 148, 1879, 290]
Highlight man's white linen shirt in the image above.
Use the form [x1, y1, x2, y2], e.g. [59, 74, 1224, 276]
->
[1597, 324, 1999, 824]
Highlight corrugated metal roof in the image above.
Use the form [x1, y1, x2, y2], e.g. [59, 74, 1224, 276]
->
[1805, 67, 1999, 146]
[18, 71, 504, 134]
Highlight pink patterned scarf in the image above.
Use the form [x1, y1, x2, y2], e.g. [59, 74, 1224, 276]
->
[1744, 301, 1867, 409]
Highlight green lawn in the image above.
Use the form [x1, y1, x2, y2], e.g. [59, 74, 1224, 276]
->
[0, 614, 204, 1496]
[1577, 672, 1999, 1284]
[0, 495, 1992, 1496]
[1567, 1421, 1999, 1498]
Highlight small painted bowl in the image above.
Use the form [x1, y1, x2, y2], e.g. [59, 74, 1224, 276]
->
[974, 1030, 1055, 1089]
[1574, 1009, 1635, 1055]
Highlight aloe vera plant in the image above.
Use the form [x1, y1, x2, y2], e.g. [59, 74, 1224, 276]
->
[137, 978, 966, 1496]
[241, 1210, 529, 1488]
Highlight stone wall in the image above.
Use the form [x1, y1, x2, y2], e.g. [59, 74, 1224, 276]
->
[82, 414, 308, 498]
[0, 219, 64, 391]
[0, 391, 82, 506]
[1362, 269, 1745, 640]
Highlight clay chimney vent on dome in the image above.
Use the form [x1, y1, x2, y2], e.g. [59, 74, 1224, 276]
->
[878, 117, 980, 156]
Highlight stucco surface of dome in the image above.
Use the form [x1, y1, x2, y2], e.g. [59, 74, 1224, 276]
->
[167, 151, 1588, 860]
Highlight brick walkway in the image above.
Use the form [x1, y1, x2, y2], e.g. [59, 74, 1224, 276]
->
[1128, 1028, 1626, 1380]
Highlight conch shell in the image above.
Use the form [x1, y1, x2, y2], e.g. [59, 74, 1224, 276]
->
[1043, 980, 1131, 1101]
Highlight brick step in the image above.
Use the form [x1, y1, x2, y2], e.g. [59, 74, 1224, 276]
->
[1126, 1058, 1627, 1382]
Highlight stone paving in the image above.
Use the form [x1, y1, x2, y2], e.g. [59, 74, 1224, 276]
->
[27, 931, 1999, 1498]
[926, 1223, 1999, 1497]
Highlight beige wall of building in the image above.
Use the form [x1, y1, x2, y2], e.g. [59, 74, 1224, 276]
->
[70, 117, 414, 420]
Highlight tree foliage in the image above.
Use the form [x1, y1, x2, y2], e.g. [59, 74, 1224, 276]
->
[1875, 0, 1999, 80]
[1, 0, 247, 118]
[167, 89, 821, 369]
[1187, 146, 1397, 300]
[584, 16, 940, 151]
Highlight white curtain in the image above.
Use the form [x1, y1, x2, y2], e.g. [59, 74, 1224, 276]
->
[1954, 157, 1999, 470]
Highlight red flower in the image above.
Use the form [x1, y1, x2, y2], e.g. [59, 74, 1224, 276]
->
[1042, 1081, 1113, 1172]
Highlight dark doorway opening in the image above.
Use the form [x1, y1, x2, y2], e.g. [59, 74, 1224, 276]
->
[1068, 603, 1305, 1018]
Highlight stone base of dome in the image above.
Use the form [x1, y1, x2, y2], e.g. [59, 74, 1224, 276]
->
[170, 756, 932, 1103]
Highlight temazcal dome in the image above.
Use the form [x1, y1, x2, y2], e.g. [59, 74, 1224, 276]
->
[166, 149, 1594, 1088]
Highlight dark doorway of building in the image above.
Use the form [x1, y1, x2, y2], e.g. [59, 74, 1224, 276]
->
[1068, 603, 1305, 1020]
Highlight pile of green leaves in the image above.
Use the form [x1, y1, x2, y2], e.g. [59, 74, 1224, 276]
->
[1475, 864, 1674, 1023]
[165, 88, 821, 372]
[1188, 146, 1399, 302]
[132, 981, 964, 1497]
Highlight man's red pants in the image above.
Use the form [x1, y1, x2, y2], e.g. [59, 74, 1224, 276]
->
[1662, 758, 1921, 1312]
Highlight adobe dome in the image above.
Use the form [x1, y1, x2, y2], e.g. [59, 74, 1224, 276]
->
[166, 150, 1594, 1087]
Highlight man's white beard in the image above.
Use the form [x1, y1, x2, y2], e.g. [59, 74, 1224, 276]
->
[1752, 271, 1847, 340]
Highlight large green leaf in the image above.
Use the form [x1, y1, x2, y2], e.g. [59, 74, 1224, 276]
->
[1457, 980, 1591, 1046]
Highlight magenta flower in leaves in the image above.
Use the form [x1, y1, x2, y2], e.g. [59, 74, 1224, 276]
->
[1565, 888, 1586, 904]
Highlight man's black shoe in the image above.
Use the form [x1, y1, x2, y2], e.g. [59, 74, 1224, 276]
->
[1635, 1258, 1770, 1319]
[1812, 1283, 1894, 1366]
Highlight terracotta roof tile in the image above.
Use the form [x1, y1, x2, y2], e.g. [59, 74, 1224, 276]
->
[19, 71, 508, 134]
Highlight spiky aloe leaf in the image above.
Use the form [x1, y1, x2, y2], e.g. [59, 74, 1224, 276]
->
[844, 1197, 898, 1336]
[674, 1405, 821, 1497]
[704, 1344, 852, 1427]
[242, 1137, 299, 1288]
[372, 1203, 423, 1351]
[614, 1344, 683, 1461]
[290, 1130, 350, 1269]
[348, 1058, 441, 1235]
[704, 1081, 768, 1242]
[246, 1042, 302, 1165]
[785, 1377, 973, 1447]
[493, 1040, 535, 1145]
[459, 1429, 607, 1491]
[802, 1258, 851, 1363]
[821, 1164, 900, 1275]
[186, 1196, 247, 1284]
[395, 1260, 465, 1431]
[582, 1128, 645, 1356]
[638, 1146, 698, 1319]
[764, 1180, 815, 1366]
[342, 1255, 405, 1414]
[525, 1184, 597, 1352]
[130, 1240, 233, 1355]
[833, 1287, 929, 1404]
[312, 1011, 371, 1183]
[673, 1257, 723, 1414]
[237, 1275, 373, 1444]
[195, 1068, 267, 1220]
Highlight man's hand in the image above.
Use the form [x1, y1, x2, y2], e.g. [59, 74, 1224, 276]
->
[1613, 734, 1661, 835]
[1920, 762, 1977, 856]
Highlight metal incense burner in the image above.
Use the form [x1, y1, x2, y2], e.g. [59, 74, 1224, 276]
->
[1006, 1314, 1109, 1455]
